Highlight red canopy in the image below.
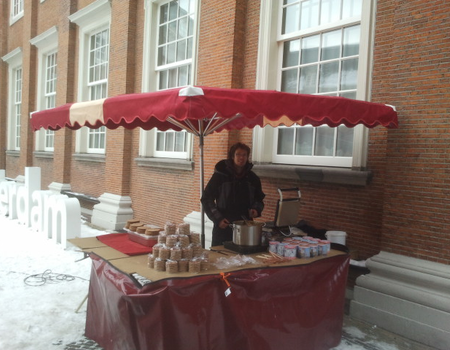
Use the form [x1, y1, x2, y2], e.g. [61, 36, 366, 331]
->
[30, 86, 398, 133]
[31, 86, 398, 247]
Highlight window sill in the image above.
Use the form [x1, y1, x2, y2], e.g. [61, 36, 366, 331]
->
[6, 150, 20, 157]
[252, 164, 373, 186]
[135, 157, 194, 171]
[33, 151, 54, 159]
[73, 153, 106, 163]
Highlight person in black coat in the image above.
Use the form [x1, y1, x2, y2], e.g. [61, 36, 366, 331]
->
[201, 142, 265, 247]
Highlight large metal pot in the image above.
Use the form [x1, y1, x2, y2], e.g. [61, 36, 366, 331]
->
[230, 220, 265, 246]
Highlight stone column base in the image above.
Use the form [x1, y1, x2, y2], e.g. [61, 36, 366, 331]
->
[350, 251, 450, 350]
[91, 193, 134, 231]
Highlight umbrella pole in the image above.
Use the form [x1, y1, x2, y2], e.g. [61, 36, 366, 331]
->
[199, 132, 205, 248]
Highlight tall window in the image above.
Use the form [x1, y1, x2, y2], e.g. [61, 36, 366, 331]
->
[68, 0, 111, 156]
[87, 28, 109, 153]
[154, 0, 194, 157]
[13, 67, 22, 150]
[44, 51, 57, 150]
[30, 26, 58, 153]
[157, 0, 194, 89]
[11, 0, 24, 22]
[140, 0, 197, 160]
[254, 0, 370, 168]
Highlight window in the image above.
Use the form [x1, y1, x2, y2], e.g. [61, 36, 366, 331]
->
[254, 0, 372, 168]
[140, 0, 197, 160]
[86, 28, 109, 153]
[69, 0, 111, 155]
[10, 0, 24, 23]
[43, 52, 57, 150]
[155, 130, 189, 158]
[157, 0, 194, 89]
[13, 67, 22, 150]
[30, 26, 58, 152]
[2, 48, 23, 152]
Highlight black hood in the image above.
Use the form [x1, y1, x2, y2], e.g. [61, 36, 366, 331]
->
[214, 159, 254, 177]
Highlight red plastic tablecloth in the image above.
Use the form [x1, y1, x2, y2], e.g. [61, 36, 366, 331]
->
[85, 253, 349, 350]
[96, 233, 153, 255]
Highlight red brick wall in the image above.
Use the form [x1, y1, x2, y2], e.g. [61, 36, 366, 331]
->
[70, 158, 106, 198]
[373, 0, 450, 264]
[34, 157, 54, 189]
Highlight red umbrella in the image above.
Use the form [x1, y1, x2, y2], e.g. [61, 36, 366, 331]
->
[31, 86, 398, 245]
[31, 85, 398, 131]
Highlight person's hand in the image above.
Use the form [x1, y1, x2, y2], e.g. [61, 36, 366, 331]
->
[248, 209, 258, 219]
[219, 218, 230, 229]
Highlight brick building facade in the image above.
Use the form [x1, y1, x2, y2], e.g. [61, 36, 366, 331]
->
[1, 1, 449, 348]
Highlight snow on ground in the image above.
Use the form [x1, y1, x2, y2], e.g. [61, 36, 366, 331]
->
[0, 216, 108, 350]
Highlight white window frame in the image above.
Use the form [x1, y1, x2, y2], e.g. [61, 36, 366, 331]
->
[12, 67, 23, 150]
[253, 0, 375, 169]
[30, 26, 59, 152]
[1, 48, 23, 151]
[69, 0, 111, 155]
[139, 0, 198, 160]
[10, 0, 24, 24]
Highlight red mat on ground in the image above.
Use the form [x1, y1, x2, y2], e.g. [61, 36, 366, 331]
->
[97, 233, 152, 256]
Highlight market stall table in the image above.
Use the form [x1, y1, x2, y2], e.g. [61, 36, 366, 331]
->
[72, 237, 350, 350]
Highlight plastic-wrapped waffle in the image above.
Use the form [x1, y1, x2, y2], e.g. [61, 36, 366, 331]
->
[177, 222, 190, 235]
[188, 259, 201, 273]
[155, 258, 166, 272]
[166, 260, 178, 274]
[191, 243, 203, 257]
[189, 232, 201, 244]
[166, 234, 178, 248]
[147, 254, 155, 268]
[152, 244, 162, 258]
[159, 246, 170, 260]
[170, 247, 182, 261]
[164, 221, 177, 235]
[182, 247, 193, 260]
[178, 259, 189, 272]
[178, 234, 190, 248]
[157, 234, 167, 244]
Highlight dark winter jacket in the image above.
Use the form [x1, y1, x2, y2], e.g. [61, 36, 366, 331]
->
[201, 159, 265, 225]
